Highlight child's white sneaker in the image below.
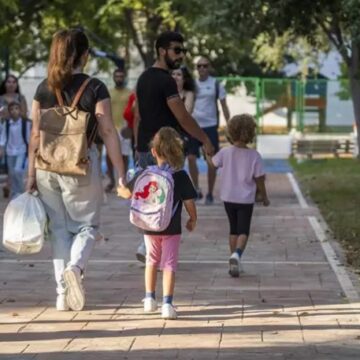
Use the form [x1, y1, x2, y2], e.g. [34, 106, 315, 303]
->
[143, 297, 157, 313]
[229, 252, 241, 277]
[56, 294, 69, 311]
[161, 303, 177, 320]
[63, 265, 85, 311]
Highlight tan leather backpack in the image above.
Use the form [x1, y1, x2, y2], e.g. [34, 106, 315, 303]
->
[35, 78, 97, 176]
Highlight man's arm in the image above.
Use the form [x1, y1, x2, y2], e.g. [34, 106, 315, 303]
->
[167, 97, 214, 155]
[220, 98, 230, 123]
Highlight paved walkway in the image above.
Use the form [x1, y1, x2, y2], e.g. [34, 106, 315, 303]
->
[0, 171, 360, 359]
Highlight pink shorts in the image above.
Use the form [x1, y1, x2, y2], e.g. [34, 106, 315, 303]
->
[144, 234, 181, 272]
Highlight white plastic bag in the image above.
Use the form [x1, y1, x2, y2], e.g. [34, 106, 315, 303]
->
[2, 192, 47, 255]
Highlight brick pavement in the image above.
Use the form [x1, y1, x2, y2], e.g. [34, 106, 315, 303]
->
[0, 172, 360, 359]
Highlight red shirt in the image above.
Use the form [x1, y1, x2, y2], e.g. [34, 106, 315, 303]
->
[123, 92, 136, 129]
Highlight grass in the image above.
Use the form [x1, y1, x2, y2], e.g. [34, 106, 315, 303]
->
[291, 158, 360, 270]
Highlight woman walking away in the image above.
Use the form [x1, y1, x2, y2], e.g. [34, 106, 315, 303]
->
[118, 127, 197, 319]
[26, 28, 126, 311]
[208, 114, 270, 277]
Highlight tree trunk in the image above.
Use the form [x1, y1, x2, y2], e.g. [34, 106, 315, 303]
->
[349, 43, 360, 158]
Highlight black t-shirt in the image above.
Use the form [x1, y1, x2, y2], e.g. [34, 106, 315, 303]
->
[34, 74, 110, 143]
[129, 169, 197, 235]
[136, 67, 180, 152]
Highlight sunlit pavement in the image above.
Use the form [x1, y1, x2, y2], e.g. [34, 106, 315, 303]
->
[0, 170, 359, 359]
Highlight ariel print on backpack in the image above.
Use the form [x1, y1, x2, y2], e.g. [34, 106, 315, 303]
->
[134, 180, 166, 205]
[130, 165, 176, 232]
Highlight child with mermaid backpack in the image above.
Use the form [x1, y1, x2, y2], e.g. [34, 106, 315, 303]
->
[118, 127, 197, 319]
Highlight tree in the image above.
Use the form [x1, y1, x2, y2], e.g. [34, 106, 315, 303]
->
[268, 0, 360, 155]
[0, 0, 126, 78]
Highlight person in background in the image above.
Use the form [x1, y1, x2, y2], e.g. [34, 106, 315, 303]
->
[123, 91, 137, 159]
[0, 75, 28, 198]
[171, 66, 195, 113]
[0, 101, 31, 198]
[188, 56, 230, 204]
[107, 68, 132, 192]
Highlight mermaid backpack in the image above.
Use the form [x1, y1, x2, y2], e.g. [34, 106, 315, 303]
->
[130, 165, 177, 231]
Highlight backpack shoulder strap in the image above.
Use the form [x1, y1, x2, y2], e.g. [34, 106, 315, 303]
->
[215, 79, 220, 100]
[71, 77, 92, 108]
[5, 119, 10, 146]
[21, 118, 28, 147]
[55, 89, 64, 106]
[54, 77, 92, 108]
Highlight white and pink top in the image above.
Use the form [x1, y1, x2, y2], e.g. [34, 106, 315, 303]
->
[212, 145, 265, 204]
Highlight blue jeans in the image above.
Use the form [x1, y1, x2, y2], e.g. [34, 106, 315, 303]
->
[7, 154, 26, 198]
[36, 147, 103, 295]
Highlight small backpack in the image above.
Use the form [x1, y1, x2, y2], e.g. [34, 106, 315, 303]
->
[35, 77, 97, 176]
[130, 165, 177, 232]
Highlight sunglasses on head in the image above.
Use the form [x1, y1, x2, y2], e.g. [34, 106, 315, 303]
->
[168, 46, 188, 55]
[197, 63, 209, 69]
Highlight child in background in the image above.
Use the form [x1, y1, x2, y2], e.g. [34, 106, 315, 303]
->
[118, 127, 197, 319]
[209, 114, 270, 277]
[0, 101, 31, 199]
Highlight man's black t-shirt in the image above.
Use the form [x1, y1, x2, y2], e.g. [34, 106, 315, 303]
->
[136, 67, 180, 152]
[129, 169, 197, 235]
[34, 74, 110, 143]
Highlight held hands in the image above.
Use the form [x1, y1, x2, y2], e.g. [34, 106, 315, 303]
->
[202, 138, 215, 158]
[117, 177, 132, 199]
[186, 218, 197, 232]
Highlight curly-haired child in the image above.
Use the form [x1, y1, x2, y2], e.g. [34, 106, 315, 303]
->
[208, 114, 270, 277]
[118, 127, 197, 319]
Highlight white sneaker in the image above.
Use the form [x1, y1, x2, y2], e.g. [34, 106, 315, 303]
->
[136, 242, 146, 263]
[143, 297, 157, 313]
[229, 252, 241, 278]
[63, 265, 85, 311]
[161, 303, 177, 320]
[56, 294, 69, 311]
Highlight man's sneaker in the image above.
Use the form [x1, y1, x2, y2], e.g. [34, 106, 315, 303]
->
[56, 294, 70, 311]
[105, 180, 115, 193]
[63, 265, 85, 311]
[143, 298, 157, 313]
[196, 189, 203, 201]
[136, 242, 146, 263]
[205, 193, 214, 205]
[161, 303, 177, 320]
[229, 252, 241, 278]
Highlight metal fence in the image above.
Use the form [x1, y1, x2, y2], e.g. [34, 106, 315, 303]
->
[18, 76, 354, 134]
[218, 77, 354, 134]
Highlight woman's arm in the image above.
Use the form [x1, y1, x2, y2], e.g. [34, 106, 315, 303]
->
[184, 91, 195, 114]
[95, 98, 126, 183]
[25, 100, 41, 192]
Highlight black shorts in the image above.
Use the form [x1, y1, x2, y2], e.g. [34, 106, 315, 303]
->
[187, 125, 219, 157]
[224, 202, 254, 236]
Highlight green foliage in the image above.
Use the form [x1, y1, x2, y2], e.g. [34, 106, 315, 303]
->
[292, 158, 360, 269]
